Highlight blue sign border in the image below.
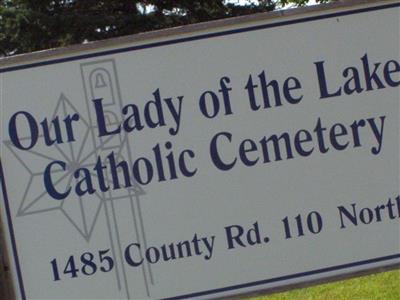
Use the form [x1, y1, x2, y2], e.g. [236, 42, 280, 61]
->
[1, 2, 399, 299]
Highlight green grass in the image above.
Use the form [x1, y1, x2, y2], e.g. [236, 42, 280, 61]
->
[251, 270, 400, 300]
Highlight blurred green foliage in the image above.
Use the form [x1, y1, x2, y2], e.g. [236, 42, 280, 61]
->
[0, 0, 331, 55]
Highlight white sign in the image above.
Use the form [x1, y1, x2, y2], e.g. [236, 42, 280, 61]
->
[1, 1, 399, 299]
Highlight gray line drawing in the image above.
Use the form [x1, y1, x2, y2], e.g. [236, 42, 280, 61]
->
[81, 59, 153, 298]
[3, 60, 154, 299]
[4, 93, 104, 239]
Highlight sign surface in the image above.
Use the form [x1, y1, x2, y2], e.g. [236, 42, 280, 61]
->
[1, 1, 399, 299]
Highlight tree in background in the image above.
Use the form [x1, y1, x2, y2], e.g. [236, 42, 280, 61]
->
[0, 0, 330, 56]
